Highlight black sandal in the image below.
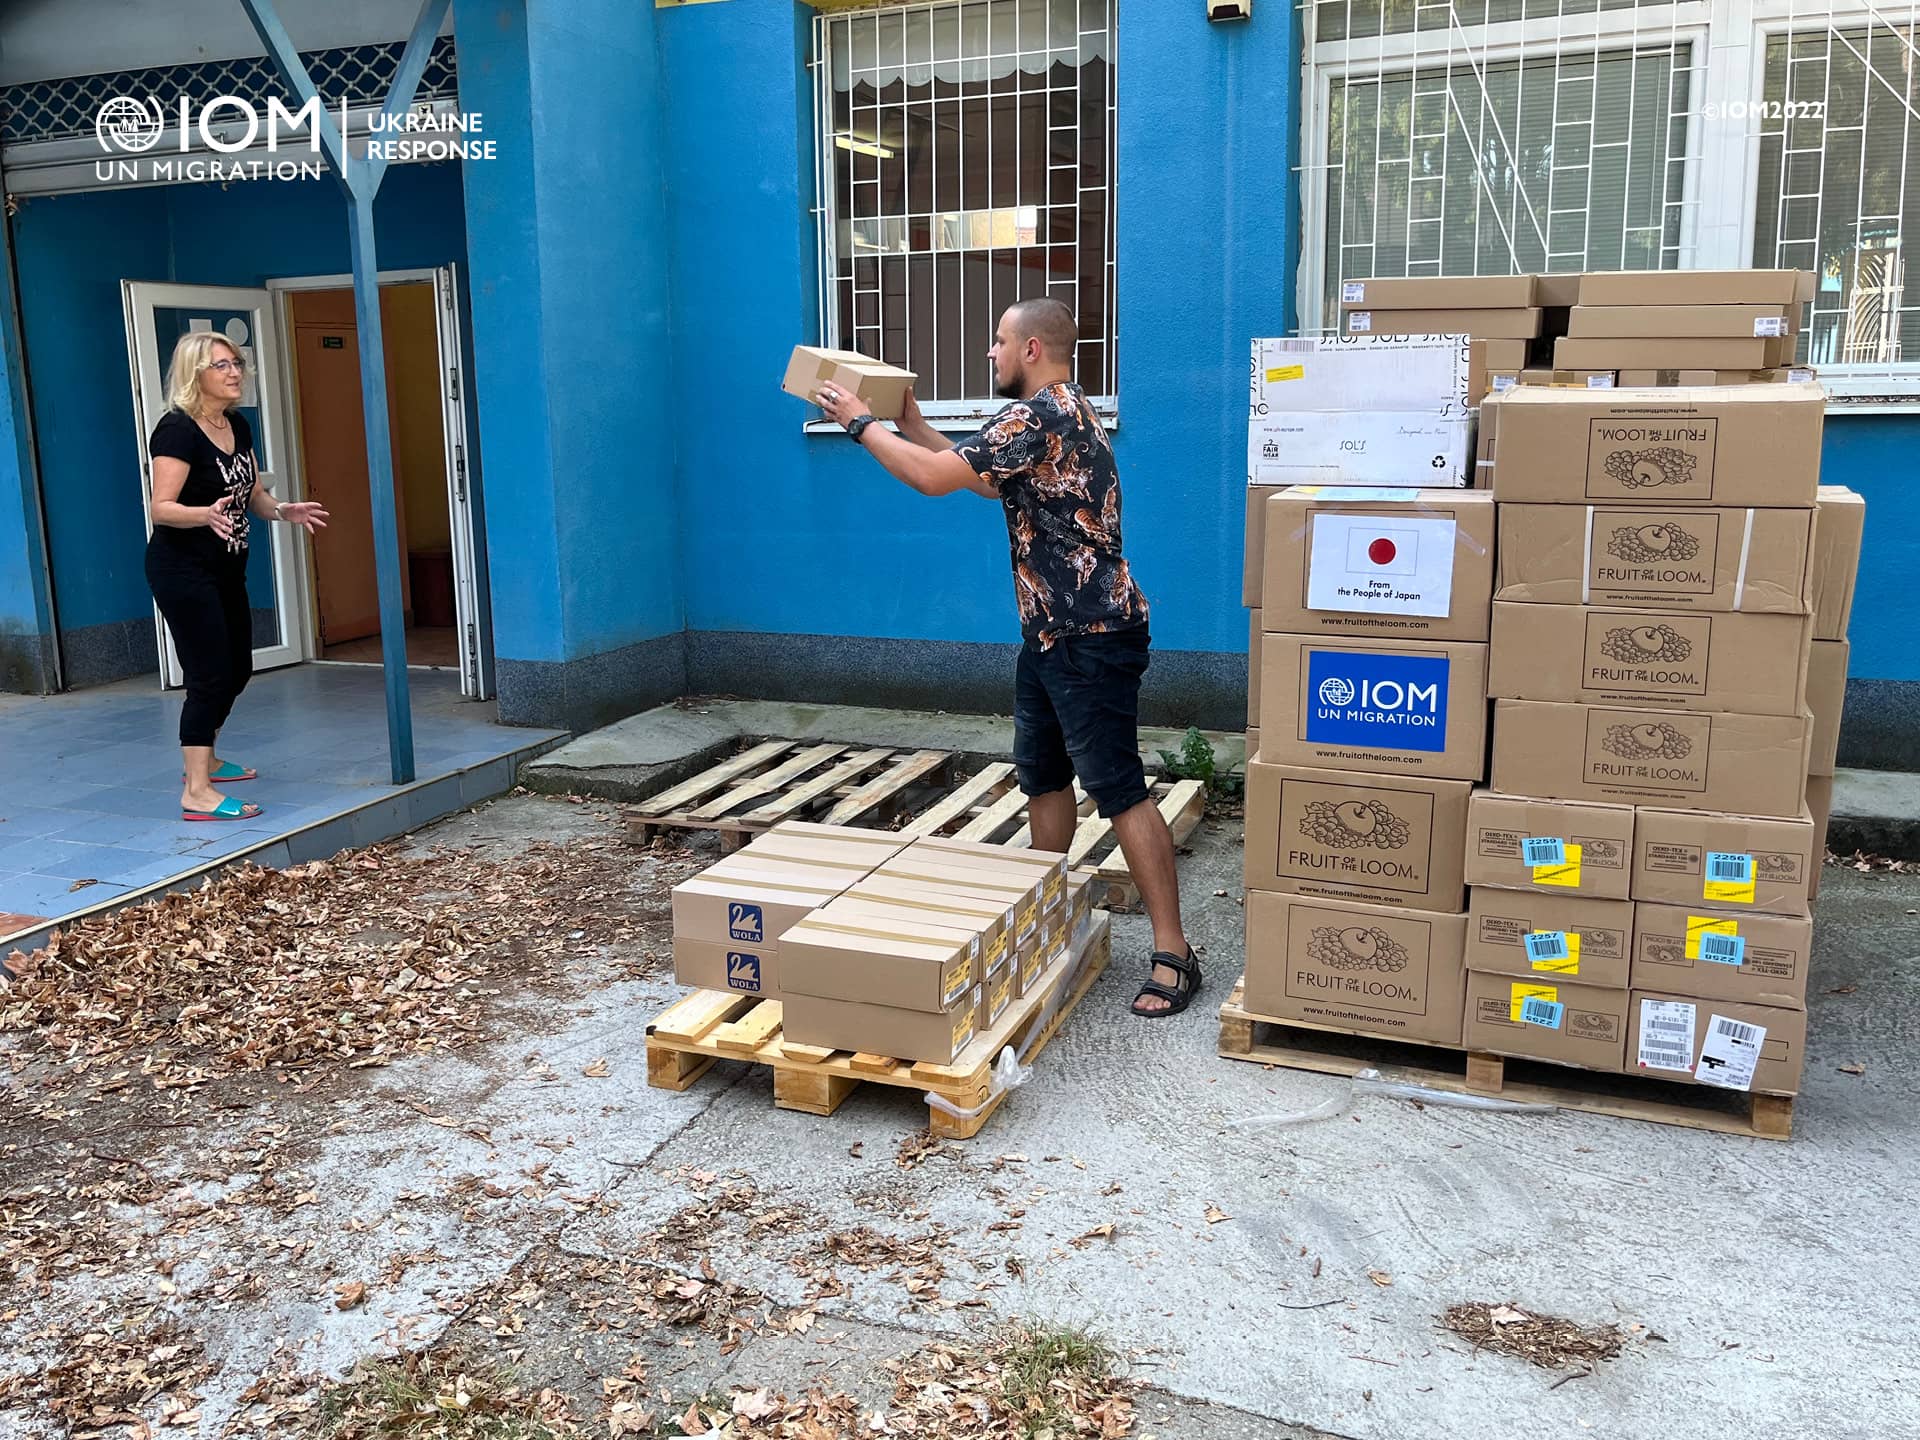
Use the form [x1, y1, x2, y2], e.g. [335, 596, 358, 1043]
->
[1131, 947, 1203, 1019]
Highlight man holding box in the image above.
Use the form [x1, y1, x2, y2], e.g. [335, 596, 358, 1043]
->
[813, 299, 1199, 1017]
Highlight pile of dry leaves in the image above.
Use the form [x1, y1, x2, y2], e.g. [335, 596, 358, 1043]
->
[888, 1322, 1135, 1439]
[0, 836, 678, 1095]
[0, 1313, 210, 1434]
[1440, 1301, 1625, 1372]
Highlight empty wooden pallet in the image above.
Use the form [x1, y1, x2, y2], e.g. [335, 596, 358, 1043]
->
[628, 738, 1208, 907]
[646, 913, 1111, 1138]
[1217, 977, 1793, 1141]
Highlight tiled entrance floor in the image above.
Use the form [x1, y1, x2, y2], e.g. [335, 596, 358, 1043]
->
[0, 665, 565, 950]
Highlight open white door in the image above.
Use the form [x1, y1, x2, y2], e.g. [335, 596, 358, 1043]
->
[123, 282, 306, 686]
[433, 263, 492, 699]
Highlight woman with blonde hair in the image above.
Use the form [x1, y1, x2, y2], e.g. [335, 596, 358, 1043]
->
[145, 331, 328, 821]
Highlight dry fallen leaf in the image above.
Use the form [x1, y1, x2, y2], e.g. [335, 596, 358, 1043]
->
[334, 1280, 367, 1310]
[1368, 1269, 1394, 1287]
[1839, 1063, 1867, 1076]
[1204, 1205, 1230, 1225]
[733, 1388, 779, 1420]
[582, 1057, 611, 1078]
[1490, 1304, 1528, 1325]
[1071, 1223, 1116, 1248]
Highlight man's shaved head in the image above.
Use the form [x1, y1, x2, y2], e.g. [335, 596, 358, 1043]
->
[1005, 298, 1079, 363]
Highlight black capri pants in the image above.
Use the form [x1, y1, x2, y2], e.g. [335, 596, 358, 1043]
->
[145, 542, 253, 748]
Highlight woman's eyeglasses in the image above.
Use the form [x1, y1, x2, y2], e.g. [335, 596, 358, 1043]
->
[207, 358, 245, 375]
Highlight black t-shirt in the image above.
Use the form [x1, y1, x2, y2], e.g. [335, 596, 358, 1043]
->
[955, 381, 1150, 648]
[148, 408, 256, 562]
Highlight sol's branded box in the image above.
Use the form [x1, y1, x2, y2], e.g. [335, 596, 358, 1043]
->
[1492, 385, 1823, 507]
[1244, 890, 1468, 1045]
[1811, 486, 1865, 641]
[1630, 991, 1807, 1094]
[1465, 889, 1636, 989]
[1464, 793, 1635, 900]
[1487, 603, 1813, 716]
[1495, 504, 1815, 614]
[1630, 807, 1817, 917]
[1464, 971, 1629, 1073]
[1490, 700, 1811, 817]
[1806, 639, 1848, 777]
[1629, 902, 1812, 1010]
[1261, 487, 1496, 642]
[1259, 633, 1490, 781]
[781, 346, 916, 420]
[1243, 758, 1470, 912]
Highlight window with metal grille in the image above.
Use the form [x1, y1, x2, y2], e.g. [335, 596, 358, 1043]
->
[811, 0, 1116, 421]
[1307, 0, 1920, 403]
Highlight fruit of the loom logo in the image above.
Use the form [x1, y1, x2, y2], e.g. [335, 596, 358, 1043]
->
[1604, 446, 1699, 489]
[1306, 925, 1411, 973]
[1299, 798, 1412, 851]
[1646, 937, 1685, 966]
[1607, 523, 1702, 565]
[1601, 721, 1693, 760]
[1599, 622, 1693, 664]
[1758, 853, 1796, 878]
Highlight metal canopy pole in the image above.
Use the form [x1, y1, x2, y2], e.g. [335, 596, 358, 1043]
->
[238, 0, 451, 785]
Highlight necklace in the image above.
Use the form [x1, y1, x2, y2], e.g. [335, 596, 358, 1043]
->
[206, 413, 231, 431]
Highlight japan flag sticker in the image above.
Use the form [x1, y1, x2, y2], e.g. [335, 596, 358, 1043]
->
[1307, 513, 1459, 618]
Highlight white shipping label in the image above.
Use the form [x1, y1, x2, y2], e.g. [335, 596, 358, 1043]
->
[1754, 316, 1789, 338]
[1306, 514, 1459, 618]
[1343, 281, 1366, 303]
[1637, 998, 1696, 1074]
[1586, 374, 1615, 388]
[1348, 311, 1374, 333]
[1695, 1014, 1767, 1092]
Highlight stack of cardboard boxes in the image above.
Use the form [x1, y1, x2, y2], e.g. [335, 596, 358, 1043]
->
[1241, 486, 1495, 1047]
[1472, 372, 1862, 1097]
[670, 821, 1095, 1066]
[1558, 270, 1816, 385]
[1337, 273, 1584, 401]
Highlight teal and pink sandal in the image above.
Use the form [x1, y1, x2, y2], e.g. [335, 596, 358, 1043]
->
[183, 761, 256, 782]
[183, 797, 263, 822]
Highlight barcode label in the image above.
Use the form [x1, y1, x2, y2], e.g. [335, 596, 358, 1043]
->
[1520, 996, 1565, 1029]
[1699, 932, 1747, 966]
[1696, 1014, 1767, 1091]
[1716, 1019, 1759, 1045]
[1637, 999, 1696, 1073]
[1491, 375, 1516, 392]
[1343, 281, 1366, 303]
[1707, 852, 1754, 882]
[1524, 930, 1570, 963]
[1754, 316, 1788, 337]
[1788, 367, 1815, 383]
[1348, 311, 1373, 333]
[1522, 837, 1566, 867]
[1586, 374, 1615, 388]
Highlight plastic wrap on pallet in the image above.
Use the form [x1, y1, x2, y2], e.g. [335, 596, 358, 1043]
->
[1227, 1068, 1557, 1128]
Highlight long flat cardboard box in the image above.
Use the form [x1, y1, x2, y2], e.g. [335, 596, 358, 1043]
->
[1261, 487, 1496, 643]
[1630, 991, 1806, 1094]
[1536, 272, 1583, 307]
[770, 820, 912, 845]
[674, 937, 782, 999]
[1490, 700, 1812, 817]
[1350, 307, 1542, 339]
[845, 876, 1011, 965]
[781, 345, 915, 420]
[1466, 889, 1635, 989]
[1340, 275, 1539, 309]
[1567, 304, 1798, 339]
[1496, 504, 1815, 614]
[1631, 807, 1817, 917]
[1812, 486, 1865, 642]
[1806, 639, 1848, 776]
[1577, 269, 1815, 307]
[908, 836, 1069, 906]
[781, 912, 978, 1014]
[1491, 385, 1823, 507]
[1248, 609, 1262, 728]
[1244, 758, 1470, 912]
[1465, 793, 1635, 900]
[1554, 336, 1792, 370]
[1259, 633, 1489, 781]
[872, 855, 1042, 947]
[805, 895, 991, 973]
[1807, 775, 1833, 900]
[1487, 603, 1813, 716]
[1244, 890, 1469, 1046]
[1468, 338, 1532, 400]
[671, 865, 861, 952]
[781, 988, 979, 1066]
[734, 831, 907, 872]
[1245, 485, 1284, 606]
[1630, 902, 1812, 1010]
[1465, 971, 1628, 1073]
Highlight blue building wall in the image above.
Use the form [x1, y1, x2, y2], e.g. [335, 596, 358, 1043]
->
[1820, 414, 1914, 769]
[8, 162, 469, 687]
[656, 0, 1299, 725]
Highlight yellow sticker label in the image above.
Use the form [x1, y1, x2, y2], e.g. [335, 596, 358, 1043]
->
[952, 1011, 975, 1053]
[1530, 931, 1582, 975]
[1023, 948, 1045, 987]
[1265, 363, 1306, 383]
[1685, 915, 1740, 959]
[1508, 982, 1559, 1022]
[1703, 876, 1757, 904]
[1531, 842, 1583, 888]
[1018, 900, 1040, 932]
[989, 976, 1011, 1021]
[944, 963, 972, 1005]
[985, 932, 1007, 965]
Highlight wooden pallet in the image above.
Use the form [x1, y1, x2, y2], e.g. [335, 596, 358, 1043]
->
[646, 914, 1111, 1138]
[627, 739, 1208, 907]
[1217, 978, 1793, 1141]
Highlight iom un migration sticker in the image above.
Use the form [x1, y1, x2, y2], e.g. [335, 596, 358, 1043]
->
[728, 902, 764, 943]
[726, 952, 764, 993]
[1304, 649, 1450, 753]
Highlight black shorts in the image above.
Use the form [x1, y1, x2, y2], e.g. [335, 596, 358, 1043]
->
[1013, 626, 1151, 820]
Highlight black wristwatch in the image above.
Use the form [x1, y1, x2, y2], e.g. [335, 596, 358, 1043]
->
[846, 415, 877, 442]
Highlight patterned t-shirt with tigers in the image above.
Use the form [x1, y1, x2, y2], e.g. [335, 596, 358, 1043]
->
[955, 381, 1149, 649]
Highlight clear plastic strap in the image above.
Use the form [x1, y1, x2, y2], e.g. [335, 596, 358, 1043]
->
[1228, 1068, 1558, 1130]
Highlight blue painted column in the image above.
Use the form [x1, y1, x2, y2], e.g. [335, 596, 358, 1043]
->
[0, 214, 58, 694]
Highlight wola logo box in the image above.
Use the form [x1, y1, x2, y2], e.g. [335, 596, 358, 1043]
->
[1259, 634, 1488, 781]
